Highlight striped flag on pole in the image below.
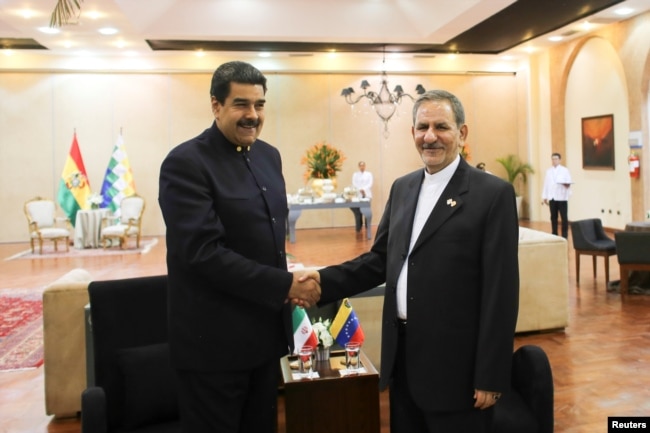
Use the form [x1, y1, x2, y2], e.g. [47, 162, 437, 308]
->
[57, 132, 91, 227]
[292, 307, 318, 354]
[100, 133, 136, 216]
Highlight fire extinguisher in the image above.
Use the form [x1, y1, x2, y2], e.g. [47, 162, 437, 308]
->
[629, 152, 640, 178]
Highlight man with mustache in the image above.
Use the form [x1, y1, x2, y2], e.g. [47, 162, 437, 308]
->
[159, 61, 320, 433]
[302, 89, 519, 432]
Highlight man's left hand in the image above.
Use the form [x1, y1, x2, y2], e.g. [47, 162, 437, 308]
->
[473, 389, 501, 410]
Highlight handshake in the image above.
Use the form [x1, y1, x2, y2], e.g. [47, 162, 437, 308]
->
[288, 270, 321, 308]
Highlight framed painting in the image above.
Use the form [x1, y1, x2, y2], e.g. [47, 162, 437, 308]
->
[581, 114, 615, 170]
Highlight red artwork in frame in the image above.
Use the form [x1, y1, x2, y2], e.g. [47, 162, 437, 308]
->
[581, 114, 615, 170]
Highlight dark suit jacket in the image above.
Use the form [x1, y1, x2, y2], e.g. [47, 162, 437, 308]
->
[319, 157, 519, 412]
[159, 122, 294, 372]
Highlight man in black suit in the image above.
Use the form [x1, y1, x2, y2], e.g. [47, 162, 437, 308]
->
[303, 90, 519, 432]
[159, 61, 320, 433]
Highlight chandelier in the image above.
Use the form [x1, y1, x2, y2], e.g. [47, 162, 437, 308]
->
[341, 61, 425, 137]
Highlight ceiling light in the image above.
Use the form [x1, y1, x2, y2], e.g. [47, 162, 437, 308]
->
[340, 51, 425, 137]
[20, 9, 35, 19]
[98, 27, 118, 35]
[258, 52, 271, 58]
[614, 7, 634, 16]
[85, 11, 102, 20]
[548, 36, 563, 42]
[38, 27, 61, 34]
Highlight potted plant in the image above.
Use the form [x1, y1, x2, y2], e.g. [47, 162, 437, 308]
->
[495, 154, 534, 217]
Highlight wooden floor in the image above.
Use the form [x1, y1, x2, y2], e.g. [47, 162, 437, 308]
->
[1, 221, 649, 433]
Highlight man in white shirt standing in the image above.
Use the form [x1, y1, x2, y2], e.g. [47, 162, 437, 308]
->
[351, 161, 373, 232]
[542, 152, 572, 238]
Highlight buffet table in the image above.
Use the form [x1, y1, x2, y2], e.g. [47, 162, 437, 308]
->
[287, 201, 372, 243]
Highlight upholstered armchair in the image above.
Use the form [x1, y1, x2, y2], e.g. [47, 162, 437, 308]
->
[81, 275, 179, 433]
[100, 194, 145, 249]
[614, 231, 650, 295]
[492, 345, 554, 433]
[24, 196, 71, 254]
[570, 218, 617, 283]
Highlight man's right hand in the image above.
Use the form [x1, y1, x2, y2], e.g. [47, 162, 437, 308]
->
[288, 271, 321, 308]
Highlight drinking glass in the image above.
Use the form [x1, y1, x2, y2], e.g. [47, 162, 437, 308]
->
[298, 345, 314, 378]
[345, 342, 361, 373]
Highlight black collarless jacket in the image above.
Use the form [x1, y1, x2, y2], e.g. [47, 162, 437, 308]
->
[159, 122, 294, 371]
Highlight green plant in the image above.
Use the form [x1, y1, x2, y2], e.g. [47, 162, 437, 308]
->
[495, 154, 534, 196]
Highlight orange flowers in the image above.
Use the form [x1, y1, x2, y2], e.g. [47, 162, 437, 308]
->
[460, 143, 471, 161]
[301, 142, 346, 181]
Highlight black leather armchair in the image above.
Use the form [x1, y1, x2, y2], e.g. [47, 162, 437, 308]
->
[492, 345, 554, 433]
[570, 218, 617, 283]
[81, 275, 180, 433]
[614, 231, 650, 294]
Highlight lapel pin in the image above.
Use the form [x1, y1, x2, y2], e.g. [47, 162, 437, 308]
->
[446, 198, 457, 207]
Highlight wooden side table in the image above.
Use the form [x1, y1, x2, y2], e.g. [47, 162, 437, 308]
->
[280, 350, 380, 433]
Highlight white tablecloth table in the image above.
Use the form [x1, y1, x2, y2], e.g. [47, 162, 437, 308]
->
[74, 209, 110, 249]
[287, 201, 372, 243]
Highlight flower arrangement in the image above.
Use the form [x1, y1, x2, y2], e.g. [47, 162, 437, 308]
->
[87, 193, 103, 209]
[312, 317, 334, 348]
[301, 141, 346, 181]
[460, 143, 471, 161]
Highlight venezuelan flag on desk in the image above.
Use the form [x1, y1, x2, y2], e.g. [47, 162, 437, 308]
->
[330, 298, 365, 346]
[292, 307, 318, 353]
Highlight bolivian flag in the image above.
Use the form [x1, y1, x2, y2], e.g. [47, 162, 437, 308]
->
[330, 298, 365, 346]
[292, 307, 318, 354]
[57, 133, 91, 227]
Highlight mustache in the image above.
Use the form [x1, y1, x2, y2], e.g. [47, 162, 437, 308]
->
[238, 119, 260, 128]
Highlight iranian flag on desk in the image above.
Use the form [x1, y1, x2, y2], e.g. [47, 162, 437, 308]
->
[292, 307, 318, 353]
[330, 298, 365, 346]
[57, 132, 91, 227]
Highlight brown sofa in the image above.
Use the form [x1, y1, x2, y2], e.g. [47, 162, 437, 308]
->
[43, 268, 93, 418]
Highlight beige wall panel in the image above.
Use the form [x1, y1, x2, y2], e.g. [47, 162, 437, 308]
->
[0, 74, 57, 240]
[565, 37, 631, 229]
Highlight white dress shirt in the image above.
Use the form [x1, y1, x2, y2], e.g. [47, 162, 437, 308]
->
[542, 164, 572, 201]
[396, 156, 460, 319]
[352, 170, 373, 199]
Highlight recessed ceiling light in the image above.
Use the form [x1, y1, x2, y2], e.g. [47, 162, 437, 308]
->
[38, 27, 61, 35]
[614, 7, 634, 16]
[258, 52, 271, 58]
[194, 50, 206, 57]
[85, 11, 102, 20]
[98, 27, 118, 35]
[548, 36, 563, 42]
[20, 9, 35, 19]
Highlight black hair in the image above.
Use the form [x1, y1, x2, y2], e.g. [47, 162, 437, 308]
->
[210, 61, 267, 103]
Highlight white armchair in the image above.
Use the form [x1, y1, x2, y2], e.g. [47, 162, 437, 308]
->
[100, 194, 145, 249]
[24, 196, 71, 254]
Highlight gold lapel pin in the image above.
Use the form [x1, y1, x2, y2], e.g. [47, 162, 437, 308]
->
[446, 198, 457, 207]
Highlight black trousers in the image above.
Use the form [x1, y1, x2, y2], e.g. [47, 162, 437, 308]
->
[351, 207, 366, 232]
[175, 359, 279, 433]
[549, 199, 568, 238]
[389, 323, 493, 433]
